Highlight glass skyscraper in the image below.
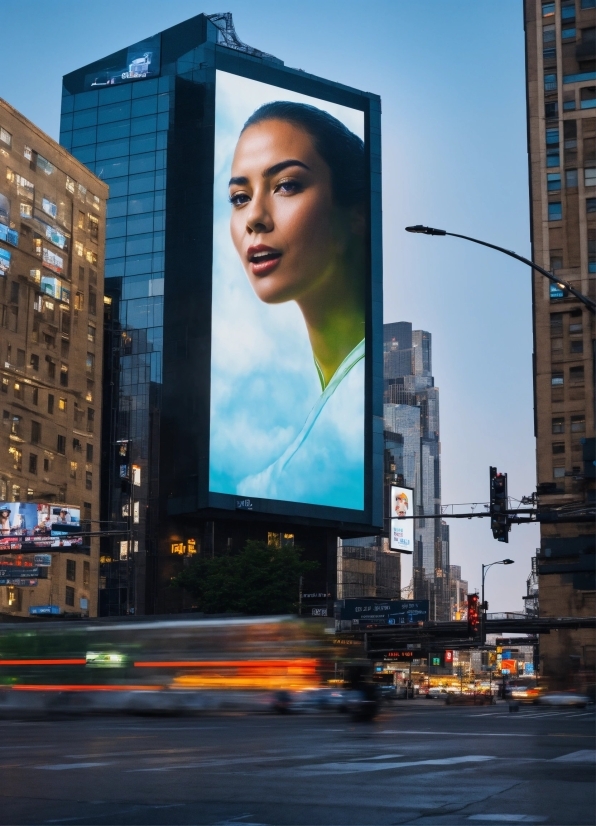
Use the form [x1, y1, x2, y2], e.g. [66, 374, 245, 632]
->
[383, 321, 450, 620]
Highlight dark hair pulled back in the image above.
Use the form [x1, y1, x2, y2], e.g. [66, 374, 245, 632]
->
[241, 101, 365, 211]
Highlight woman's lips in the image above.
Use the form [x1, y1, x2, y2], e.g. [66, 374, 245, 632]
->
[247, 245, 282, 277]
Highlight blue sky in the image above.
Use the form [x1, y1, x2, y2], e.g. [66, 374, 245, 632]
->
[1, 1, 537, 610]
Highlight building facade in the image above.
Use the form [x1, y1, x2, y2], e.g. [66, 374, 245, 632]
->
[383, 321, 451, 620]
[524, 0, 595, 688]
[61, 13, 384, 615]
[0, 98, 107, 618]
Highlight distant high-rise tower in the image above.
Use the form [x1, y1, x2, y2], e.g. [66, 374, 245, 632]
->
[383, 321, 449, 620]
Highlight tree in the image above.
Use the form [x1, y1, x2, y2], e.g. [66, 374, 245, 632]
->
[171, 540, 318, 615]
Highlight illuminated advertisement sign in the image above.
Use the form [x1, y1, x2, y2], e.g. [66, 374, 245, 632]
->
[0, 224, 18, 247]
[0, 248, 10, 273]
[42, 248, 63, 274]
[209, 70, 367, 512]
[85, 36, 161, 89]
[335, 598, 429, 626]
[0, 503, 81, 551]
[390, 485, 414, 552]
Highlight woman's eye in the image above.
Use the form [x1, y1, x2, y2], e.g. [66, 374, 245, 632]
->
[275, 179, 301, 195]
[229, 192, 249, 207]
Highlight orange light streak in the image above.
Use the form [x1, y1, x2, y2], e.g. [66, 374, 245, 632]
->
[0, 659, 86, 666]
[134, 659, 318, 668]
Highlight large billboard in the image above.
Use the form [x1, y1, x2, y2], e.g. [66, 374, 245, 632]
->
[0, 503, 81, 552]
[390, 485, 414, 552]
[209, 70, 367, 513]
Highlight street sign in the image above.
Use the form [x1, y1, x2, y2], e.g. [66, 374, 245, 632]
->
[334, 599, 429, 627]
[0, 566, 39, 579]
[29, 605, 60, 615]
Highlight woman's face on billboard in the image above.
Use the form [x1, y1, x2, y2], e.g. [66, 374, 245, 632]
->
[229, 119, 350, 305]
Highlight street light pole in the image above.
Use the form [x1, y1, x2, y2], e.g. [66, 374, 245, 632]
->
[481, 559, 514, 645]
[405, 225, 596, 314]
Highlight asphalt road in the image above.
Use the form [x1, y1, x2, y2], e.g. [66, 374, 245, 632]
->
[0, 701, 594, 826]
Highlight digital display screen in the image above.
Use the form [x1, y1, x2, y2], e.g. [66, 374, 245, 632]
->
[42, 247, 63, 274]
[0, 248, 10, 273]
[0, 503, 81, 551]
[85, 36, 161, 89]
[41, 198, 57, 218]
[390, 485, 414, 552]
[0, 224, 18, 246]
[209, 70, 367, 511]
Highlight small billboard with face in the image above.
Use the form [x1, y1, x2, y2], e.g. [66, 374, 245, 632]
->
[390, 485, 414, 552]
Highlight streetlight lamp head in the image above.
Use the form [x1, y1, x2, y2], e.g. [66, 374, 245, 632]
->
[405, 225, 447, 236]
[503, 559, 514, 565]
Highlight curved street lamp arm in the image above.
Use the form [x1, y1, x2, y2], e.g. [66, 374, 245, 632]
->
[445, 231, 596, 314]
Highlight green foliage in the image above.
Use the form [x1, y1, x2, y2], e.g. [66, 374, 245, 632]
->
[171, 540, 318, 616]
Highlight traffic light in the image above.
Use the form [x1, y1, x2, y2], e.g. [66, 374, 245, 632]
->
[467, 594, 480, 637]
[490, 466, 510, 543]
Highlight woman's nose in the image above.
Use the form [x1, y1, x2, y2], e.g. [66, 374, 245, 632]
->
[245, 194, 273, 235]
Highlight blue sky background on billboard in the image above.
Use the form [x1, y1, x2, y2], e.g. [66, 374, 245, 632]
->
[1, 0, 537, 610]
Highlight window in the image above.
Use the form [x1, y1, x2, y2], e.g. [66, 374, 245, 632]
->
[552, 442, 565, 454]
[0, 127, 11, 147]
[86, 352, 95, 371]
[543, 47, 556, 60]
[88, 214, 99, 240]
[545, 73, 558, 93]
[87, 408, 95, 433]
[543, 24, 556, 41]
[581, 0, 596, 6]
[78, 265, 85, 283]
[9, 446, 22, 471]
[571, 415, 585, 432]
[581, 87, 596, 109]
[57, 434, 66, 454]
[86, 443, 93, 462]
[30, 353, 39, 371]
[61, 339, 69, 359]
[546, 128, 560, 146]
[13, 381, 23, 400]
[83, 502, 92, 520]
[547, 173, 561, 191]
[83, 561, 90, 588]
[1, 378, 7, 394]
[74, 292, 84, 310]
[552, 417, 565, 434]
[31, 420, 41, 443]
[74, 241, 83, 257]
[548, 202, 562, 221]
[46, 357, 55, 379]
[563, 120, 577, 149]
[85, 380, 93, 402]
[569, 366, 584, 384]
[28, 453, 38, 474]
[66, 176, 75, 194]
[589, 234, 596, 273]
[546, 148, 560, 167]
[9, 414, 22, 437]
[65, 585, 75, 607]
[77, 211, 85, 230]
[545, 101, 558, 119]
[550, 251, 563, 270]
[88, 290, 96, 316]
[542, 1, 555, 14]
[10, 281, 20, 305]
[87, 323, 96, 342]
[553, 466, 566, 479]
[569, 321, 583, 333]
[85, 471, 92, 490]
[43, 453, 53, 473]
[566, 169, 578, 187]
[59, 364, 68, 387]
[561, 0, 575, 19]
[58, 397, 67, 412]
[47, 394, 54, 414]
[551, 372, 564, 386]
[31, 387, 38, 405]
[585, 168, 596, 187]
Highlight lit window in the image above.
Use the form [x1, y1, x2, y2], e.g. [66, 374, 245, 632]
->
[74, 241, 84, 257]
[58, 397, 67, 411]
[551, 372, 564, 386]
[86, 352, 95, 370]
[70, 461, 77, 478]
[20, 203, 32, 218]
[548, 202, 562, 221]
[0, 127, 11, 147]
[87, 323, 96, 342]
[66, 177, 75, 194]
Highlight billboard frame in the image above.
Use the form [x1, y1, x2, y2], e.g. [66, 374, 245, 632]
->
[162, 46, 383, 533]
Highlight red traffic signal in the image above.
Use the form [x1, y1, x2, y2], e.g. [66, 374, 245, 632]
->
[467, 594, 480, 636]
